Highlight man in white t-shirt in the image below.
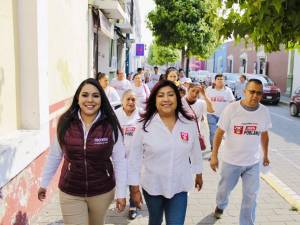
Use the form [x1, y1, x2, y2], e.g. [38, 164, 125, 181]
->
[206, 74, 235, 149]
[179, 68, 192, 83]
[147, 66, 160, 90]
[210, 79, 272, 225]
[235, 74, 247, 100]
[110, 69, 132, 98]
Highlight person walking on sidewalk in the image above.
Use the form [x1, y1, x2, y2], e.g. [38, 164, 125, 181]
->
[110, 69, 132, 98]
[38, 78, 127, 225]
[210, 79, 272, 225]
[131, 73, 150, 109]
[181, 82, 214, 151]
[114, 90, 141, 220]
[128, 80, 203, 225]
[97, 72, 121, 109]
[165, 67, 181, 86]
[206, 74, 235, 150]
[235, 74, 247, 100]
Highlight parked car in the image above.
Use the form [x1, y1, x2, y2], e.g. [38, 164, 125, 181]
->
[246, 74, 281, 105]
[223, 73, 240, 94]
[290, 86, 300, 116]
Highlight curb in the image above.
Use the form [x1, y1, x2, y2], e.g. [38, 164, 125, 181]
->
[279, 100, 289, 106]
[261, 172, 300, 213]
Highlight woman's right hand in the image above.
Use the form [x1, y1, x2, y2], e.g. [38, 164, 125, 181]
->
[38, 187, 47, 201]
[130, 186, 143, 209]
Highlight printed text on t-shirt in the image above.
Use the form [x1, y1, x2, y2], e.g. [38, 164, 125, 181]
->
[210, 96, 226, 102]
[233, 123, 260, 136]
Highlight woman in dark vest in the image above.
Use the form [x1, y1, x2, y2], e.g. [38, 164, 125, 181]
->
[38, 78, 127, 225]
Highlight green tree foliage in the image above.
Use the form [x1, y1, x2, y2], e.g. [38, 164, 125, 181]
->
[220, 0, 300, 52]
[147, 42, 179, 66]
[147, 0, 220, 59]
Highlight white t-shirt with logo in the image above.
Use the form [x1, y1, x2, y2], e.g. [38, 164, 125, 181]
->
[206, 86, 235, 117]
[110, 78, 132, 98]
[217, 101, 272, 166]
[115, 107, 141, 156]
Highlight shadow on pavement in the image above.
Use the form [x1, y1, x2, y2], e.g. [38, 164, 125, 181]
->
[196, 213, 218, 225]
[105, 204, 149, 224]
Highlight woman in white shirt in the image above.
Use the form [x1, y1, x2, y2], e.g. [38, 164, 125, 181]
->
[97, 72, 121, 109]
[131, 73, 150, 109]
[128, 80, 203, 225]
[115, 90, 140, 220]
[181, 83, 214, 151]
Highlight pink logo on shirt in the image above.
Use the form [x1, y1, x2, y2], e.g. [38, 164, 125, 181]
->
[124, 127, 136, 136]
[210, 96, 226, 102]
[234, 126, 244, 134]
[180, 132, 189, 142]
[233, 124, 260, 136]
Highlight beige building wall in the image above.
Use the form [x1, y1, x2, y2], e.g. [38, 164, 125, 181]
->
[48, 0, 89, 105]
[0, 0, 18, 135]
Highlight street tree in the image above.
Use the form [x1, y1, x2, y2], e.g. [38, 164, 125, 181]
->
[147, 0, 220, 75]
[147, 42, 180, 66]
[220, 0, 300, 52]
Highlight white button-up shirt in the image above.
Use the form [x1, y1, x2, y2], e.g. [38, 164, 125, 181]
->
[128, 113, 203, 199]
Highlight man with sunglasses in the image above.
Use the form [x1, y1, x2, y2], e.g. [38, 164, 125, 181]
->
[210, 79, 272, 225]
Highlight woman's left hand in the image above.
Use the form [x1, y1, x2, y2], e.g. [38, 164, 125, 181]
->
[116, 198, 126, 212]
[195, 174, 203, 191]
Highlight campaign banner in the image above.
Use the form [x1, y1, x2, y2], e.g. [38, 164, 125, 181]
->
[136, 44, 144, 56]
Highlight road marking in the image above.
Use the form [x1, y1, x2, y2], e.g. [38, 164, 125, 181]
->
[261, 172, 300, 212]
[270, 111, 294, 122]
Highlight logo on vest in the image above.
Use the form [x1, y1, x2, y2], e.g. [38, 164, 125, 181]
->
[94, 137, 109, 145]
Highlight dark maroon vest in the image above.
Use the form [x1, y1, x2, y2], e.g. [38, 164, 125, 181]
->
[58, 115, 116, 197]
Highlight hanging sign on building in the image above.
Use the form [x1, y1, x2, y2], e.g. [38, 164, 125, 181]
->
[136, 44, 144, 56]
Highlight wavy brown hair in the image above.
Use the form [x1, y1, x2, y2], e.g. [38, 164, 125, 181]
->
[139, 79, 192, 132]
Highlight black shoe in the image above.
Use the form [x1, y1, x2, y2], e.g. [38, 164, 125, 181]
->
[214, 206, 223, 219]
[128, 208, 137, 220]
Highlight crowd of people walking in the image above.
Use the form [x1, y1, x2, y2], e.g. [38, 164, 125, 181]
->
[38, 66, 271, 225]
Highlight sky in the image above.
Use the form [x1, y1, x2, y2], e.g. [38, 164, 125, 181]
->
[138, 0, 155, 48]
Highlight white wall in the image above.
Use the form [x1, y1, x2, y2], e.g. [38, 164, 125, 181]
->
[98, 32, 112, 74]
[293, 51, 300, 92]
[48, 0, 89, 105]
[0, 0, 90, 188]
[0, 0, 18, 134]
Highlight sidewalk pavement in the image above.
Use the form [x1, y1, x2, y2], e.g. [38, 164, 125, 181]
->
[32, 157, 300, 225]
[279, 95, 289, 106]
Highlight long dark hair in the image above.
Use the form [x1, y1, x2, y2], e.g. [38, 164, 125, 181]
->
[57, 78, 122, 146]
[140, 80, 192, 132]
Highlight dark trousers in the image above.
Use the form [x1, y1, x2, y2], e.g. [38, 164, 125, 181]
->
[142, 189, 187, 225]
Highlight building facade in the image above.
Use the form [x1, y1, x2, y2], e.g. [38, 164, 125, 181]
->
[0, 0, 141, 223]
[209, 41, 289, 93]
